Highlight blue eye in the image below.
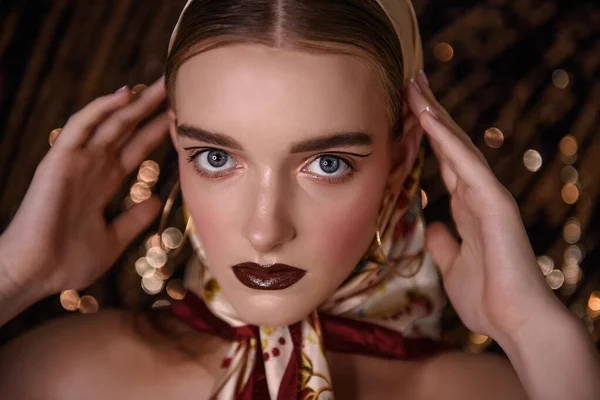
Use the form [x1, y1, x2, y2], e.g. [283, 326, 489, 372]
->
[306, 155, 351, 177]
[195, 149, 237, 172]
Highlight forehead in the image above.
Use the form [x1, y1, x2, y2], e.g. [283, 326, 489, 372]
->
[175, 43, 388, 144]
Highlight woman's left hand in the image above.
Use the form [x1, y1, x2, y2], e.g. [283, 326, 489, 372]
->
[405, 70, 564, 343]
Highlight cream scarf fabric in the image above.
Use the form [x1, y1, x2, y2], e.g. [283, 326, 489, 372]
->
[169, 1, 446, 398]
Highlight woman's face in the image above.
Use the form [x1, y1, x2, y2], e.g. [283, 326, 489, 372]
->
[169, 43, 414, 327]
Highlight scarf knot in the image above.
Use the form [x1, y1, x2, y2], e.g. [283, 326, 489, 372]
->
[172, 288, 447, 400]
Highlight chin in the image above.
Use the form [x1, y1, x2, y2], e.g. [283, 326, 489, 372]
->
[228, 289, 322, 328]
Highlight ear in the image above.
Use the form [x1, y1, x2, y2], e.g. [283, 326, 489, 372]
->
[168, 109, 180, 151]
[386, 106, 424, 190]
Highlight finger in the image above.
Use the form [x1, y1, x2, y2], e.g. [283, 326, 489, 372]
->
[406, 78, 486, 166]
[107, 196, 162, 256]
[120, 112, 170, 174]
[426, 136, 458, 193]
[406, 79, 463, 142]
[406, 79, 433, 119]
[56, 89, 131, 149]
[424, 221, 459, 276]
[414, 72, 452, 120]
[411, 75, 490, 168]
[405, 78, 491, 188]
[419, 107, 491, 189]
[87, 76, 166, 150]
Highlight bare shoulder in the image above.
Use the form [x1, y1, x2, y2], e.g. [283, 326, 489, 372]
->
[417, 350, 529, 400]
[0, 309, 225, 399]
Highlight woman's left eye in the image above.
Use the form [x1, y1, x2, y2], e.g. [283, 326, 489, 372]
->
[305, 155, 352, 177]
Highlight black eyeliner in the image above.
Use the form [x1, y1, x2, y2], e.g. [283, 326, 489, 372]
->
[322, 151, 373, 158]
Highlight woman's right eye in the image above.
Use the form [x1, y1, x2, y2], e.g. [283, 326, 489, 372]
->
[187, 149, 239, 177]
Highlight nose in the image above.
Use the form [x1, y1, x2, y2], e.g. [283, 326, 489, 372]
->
[242, 170, 297, 254]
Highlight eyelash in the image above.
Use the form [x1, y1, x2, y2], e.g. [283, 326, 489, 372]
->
[186, 149, 239, 180]
[185, 147, 358, 184]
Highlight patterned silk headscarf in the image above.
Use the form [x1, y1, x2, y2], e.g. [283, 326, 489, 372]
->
[169, 1, 447, 399]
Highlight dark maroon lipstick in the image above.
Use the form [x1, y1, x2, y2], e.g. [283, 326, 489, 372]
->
[232, 262, 306, 290]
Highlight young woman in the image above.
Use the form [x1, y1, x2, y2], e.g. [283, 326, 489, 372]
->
[0, 0, 598, 398]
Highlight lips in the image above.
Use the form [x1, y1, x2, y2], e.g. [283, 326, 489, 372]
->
[232, 262, 306, 290]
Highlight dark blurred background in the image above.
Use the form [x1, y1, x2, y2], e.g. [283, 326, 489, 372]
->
[0, 0, 599, 354]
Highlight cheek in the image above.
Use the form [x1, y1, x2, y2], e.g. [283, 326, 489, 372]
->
[306, 189, 381, 270]
[179, 166, 236, 262]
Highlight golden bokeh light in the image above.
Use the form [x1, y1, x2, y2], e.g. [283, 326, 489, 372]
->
[49, 128, 62, 147]
[155, 263, 174, 281]
[60, 289, 80, 311]
[140, 160, 159, 170]
[166, 279, 187, 300]
[434, 42, 454, 62]
[559, 153, 577, 165]
[466, 332, 492, 353]
[162, 227, 184, 250]
[138, 160, 160, 186]
[561, 283, 577, 297]
[561, 183, 579, 205]
[559, 135, 578, 157]
[523, 149, 542, 172]
[563, 218, 581, 244]
[587, 292, 600, 321]
[545, 269, 565, 290]
[564, 245, 583, 265]
[560, 166, 578, 184]
[588, 292, 600, 311]
[484, 127, 504, 148]
[146, 247, 168, 269]
[135, 257, 155, 278]
[469, 333, 490, 345]
[536, 255, 554, 276]
[142, 275, 165, 295]
[79, 295, 99, 314]
[145, 233, 161, 251]
[130, 182, 152, 203]
[552, 69, 569, 89]
[562, 263, 581, 285]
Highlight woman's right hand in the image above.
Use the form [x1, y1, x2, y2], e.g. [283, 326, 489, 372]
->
[0, 77, 169, 301]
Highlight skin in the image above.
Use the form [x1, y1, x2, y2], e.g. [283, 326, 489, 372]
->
[0, 43, 597, 399]
[169, 43, 410, 327]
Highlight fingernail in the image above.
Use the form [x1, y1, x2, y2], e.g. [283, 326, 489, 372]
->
[418, 69, 430, 87]
[116, 85, 129, 93]
[424, 106, 439, 120]
[410, 78, 422, 94]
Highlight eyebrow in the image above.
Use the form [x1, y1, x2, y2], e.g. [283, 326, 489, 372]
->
[177, 124, 243, 150]
[290, 132, 373, 153]
[176, 124, 373, 153]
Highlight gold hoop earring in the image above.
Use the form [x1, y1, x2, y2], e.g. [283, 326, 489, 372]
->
[370, 183, 419, 267]
[375, 227, 389, 266]
[157, 179, 192, 260]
